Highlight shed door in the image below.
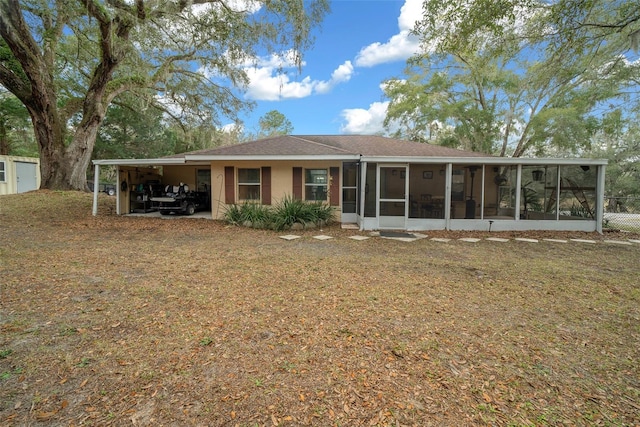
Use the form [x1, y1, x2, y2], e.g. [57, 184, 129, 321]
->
[16, 162, 37, 193]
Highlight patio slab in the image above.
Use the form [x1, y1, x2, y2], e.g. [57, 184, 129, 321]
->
[543, 238, 568, 243]
[485, 237, 509, 242]
[459, 238, 482, 243]
[515, 238, 538, 243]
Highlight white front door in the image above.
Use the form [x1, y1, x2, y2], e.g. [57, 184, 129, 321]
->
[378, 165, 408, 229]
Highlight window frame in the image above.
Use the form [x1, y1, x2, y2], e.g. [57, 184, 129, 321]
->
[304, 168, 328, 201]
[237, 168, 261, 201]
[0, 160, 6, 182]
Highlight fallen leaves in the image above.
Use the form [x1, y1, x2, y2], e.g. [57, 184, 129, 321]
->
[1, 191, 639, 426]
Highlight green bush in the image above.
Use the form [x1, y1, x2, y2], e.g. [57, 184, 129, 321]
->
[223, 195, 334, 231]
[223, 202, 273, 226]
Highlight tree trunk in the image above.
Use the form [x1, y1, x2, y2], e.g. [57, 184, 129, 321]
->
[31, 110, 100, 191]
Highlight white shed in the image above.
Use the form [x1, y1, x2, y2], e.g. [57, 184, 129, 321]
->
[0, 155, 41, 195]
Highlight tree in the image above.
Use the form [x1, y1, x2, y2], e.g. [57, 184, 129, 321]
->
[416, 0, 640, 57]
[257, 110, 294, 137]
[94, 97, 177, 160]
[0, 0, 329, 190]
[0, 89, 33, 155]
[584, 108, 640, 211]
[385, 0, 639, 157]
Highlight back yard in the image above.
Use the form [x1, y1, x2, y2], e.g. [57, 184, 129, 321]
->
[1, 191, 639, 426]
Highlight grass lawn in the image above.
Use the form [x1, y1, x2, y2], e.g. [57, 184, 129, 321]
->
[1, 191, 639, 426]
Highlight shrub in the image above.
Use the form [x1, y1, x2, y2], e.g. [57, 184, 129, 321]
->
[224, 196, 334, 231]
[223, 202, 273, 226]
[271, 195, 334, 231]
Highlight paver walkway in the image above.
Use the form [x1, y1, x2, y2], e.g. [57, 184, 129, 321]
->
[279, 232, 640, 246]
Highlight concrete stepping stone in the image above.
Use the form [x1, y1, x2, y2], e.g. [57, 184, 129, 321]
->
[628, 239, 640, 244]
[459, 238, 481, 243]
[431, 238, 451, 242]
[486, 237, 509, 242]
[349, 235, 370, 241]
[604, 240, 632, 245]
[279, 235, 301, 241]
[543, 238, 568, 243]
[570, 239, 596, 244]
[515, 238, 538, 243]
[313, 235, 333, 240]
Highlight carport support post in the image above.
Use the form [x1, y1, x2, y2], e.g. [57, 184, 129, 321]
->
[92, 163, 100, 216]
[359, 160, 367, 231]
[596, 164, 606, 234]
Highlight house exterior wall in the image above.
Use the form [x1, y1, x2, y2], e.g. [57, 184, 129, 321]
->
[210, 160, 343, 221]
[0, 155, 41, 195]
[99, 156, 605, 234]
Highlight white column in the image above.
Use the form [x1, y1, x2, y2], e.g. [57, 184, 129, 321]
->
[514, 164, 522, 220]
[358, 161, 367, 231]
[92, 164, 100, 216]
[444, 163, 452, 230]
[596, 164, 606, 234]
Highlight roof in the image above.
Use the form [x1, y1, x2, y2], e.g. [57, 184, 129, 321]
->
[92, 135, 607, 166]
[180, 135, 489, 158]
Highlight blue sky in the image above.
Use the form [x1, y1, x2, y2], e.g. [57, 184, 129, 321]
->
[234, 0, 422, 136]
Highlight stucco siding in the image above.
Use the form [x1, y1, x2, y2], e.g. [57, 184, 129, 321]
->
[210, 160, 342, 221]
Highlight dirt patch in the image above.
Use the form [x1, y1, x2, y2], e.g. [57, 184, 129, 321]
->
[1, 191, 639, 426]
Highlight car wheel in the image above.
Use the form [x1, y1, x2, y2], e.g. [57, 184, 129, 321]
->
[185, 204, 195, 215]
[107, 189, 115, 196]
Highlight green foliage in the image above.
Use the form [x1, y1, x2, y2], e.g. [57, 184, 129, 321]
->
[0, 0, 329, 189]
[257, 110, 294, 138]
[94, 97, 178, 160]
[0, 90, 35, 156]
[223, 195, 334, 231]
[583, 108, 640, 199]
[223, 202, 273, 226]
[389, 0, 640, 158]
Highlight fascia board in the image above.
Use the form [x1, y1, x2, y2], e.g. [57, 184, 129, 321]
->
[92, 158, 185, 166]
[358, 156, 608, 165]
[185, 154, 361, 162]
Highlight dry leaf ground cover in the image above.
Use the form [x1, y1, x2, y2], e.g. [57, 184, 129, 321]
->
[1, 191, 639, 426]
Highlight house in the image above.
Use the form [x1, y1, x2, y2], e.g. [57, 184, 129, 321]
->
[0, 155, 40, 195]
[92, 135, 608, 232]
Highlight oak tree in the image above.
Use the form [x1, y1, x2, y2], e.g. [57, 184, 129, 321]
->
[0, 0, 328, 190]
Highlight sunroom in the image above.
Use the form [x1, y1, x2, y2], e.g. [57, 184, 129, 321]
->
[354, 158, 606, 233]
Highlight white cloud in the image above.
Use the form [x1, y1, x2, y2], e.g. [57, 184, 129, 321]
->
[220, 122, 243, 133]
[315, 61, 354, 94]
[191, 0, 262, 15]
[339, 101, 390, 134]
[354, 0, 423, 67]
[244, 59, 354, 101]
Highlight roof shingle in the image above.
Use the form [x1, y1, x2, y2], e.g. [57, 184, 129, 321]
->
[178, 135, 490, 158]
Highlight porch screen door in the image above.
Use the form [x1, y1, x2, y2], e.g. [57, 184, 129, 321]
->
[378, 165, 408, 229]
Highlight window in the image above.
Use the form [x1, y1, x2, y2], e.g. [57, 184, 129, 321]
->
[305, 169, 327, 201]
[0, 161, 5, 182]
[238, 168, 260, 200]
